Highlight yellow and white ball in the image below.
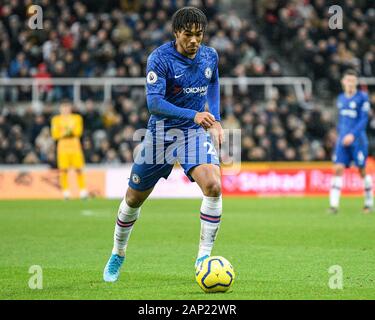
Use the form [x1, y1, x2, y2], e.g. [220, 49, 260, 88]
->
[195, 256, 235, 293]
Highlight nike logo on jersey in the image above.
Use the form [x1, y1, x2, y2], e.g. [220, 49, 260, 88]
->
[174, 74, 184, 79]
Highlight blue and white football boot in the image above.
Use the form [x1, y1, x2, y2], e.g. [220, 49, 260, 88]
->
[103, 254, 125, 282]
[195, 254, 209, 269]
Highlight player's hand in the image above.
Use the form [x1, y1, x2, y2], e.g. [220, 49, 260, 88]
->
[208, 121, 224, 151]
[64, 127, 74, 138]
[342, 133, 355, 146]
[194, 112, 216, 130]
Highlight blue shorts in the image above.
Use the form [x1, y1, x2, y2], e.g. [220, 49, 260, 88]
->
[333, 141, 368, 168]
[129, 129, 220, 191]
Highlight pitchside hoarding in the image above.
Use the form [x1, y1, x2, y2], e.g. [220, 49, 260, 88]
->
[106, 166, 202, 198]
[222, 166, 373, 196]
[0, 160, 374, 199]
[0, 168, 105, 199]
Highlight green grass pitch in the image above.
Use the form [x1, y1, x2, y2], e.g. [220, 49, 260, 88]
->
[1, 197, 375, 300]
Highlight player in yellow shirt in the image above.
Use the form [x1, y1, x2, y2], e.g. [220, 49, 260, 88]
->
[51, 100, 88, 199]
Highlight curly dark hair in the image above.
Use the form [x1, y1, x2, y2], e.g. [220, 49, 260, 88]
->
[171, 7, 208, 33]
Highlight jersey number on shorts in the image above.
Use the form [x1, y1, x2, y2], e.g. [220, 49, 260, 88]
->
[204, 142, 217, 157]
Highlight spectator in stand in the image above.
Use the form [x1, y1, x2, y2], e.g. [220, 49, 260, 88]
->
[35, 126, 54, 162]
[0, 0, 274, 104]
[1, 88, 372, 164]
[83, 99, 103, 133]
[257, 0, 375, 95]
[8, 52, 30, 77]
[0, 0, 373, 165]
[33, 63, 53, 102]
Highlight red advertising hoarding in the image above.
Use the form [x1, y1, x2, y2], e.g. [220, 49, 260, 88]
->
[222, 159, 375, 196]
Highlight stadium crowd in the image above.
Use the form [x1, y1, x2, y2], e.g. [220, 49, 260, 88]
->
[3, 89, 375, 165]
[0, 0, 281, 102]
[0, 0, 374, 165]
[257, 0, 375, 94]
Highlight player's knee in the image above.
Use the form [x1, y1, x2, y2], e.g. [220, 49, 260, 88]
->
[125, 189, 147, 208]
[125, 194, 142, 208]
[359, 168, 366, 178]
[203, 179, 221, 197]
[334, 165, 344, 176]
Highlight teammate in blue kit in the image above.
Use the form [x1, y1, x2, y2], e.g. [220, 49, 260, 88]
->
[329, 69, 373, 214]
[104, 7, 224, 282]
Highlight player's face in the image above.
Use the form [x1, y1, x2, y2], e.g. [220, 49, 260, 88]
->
[341, 75, 358, 94]
[60, 103, 72, 115]
[175, 25, 204, 57]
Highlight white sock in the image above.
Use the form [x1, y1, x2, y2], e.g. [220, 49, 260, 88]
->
[63, 190, 70, 200]
[197, 195, 222, 260]
[112, 199, 140, 256]
[364, 175, 373, 208]
[330, 176, 343, 208]
[80, 189, 88, 199]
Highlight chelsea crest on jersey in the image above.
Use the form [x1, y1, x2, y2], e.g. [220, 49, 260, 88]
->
[145, 41, 219, 130]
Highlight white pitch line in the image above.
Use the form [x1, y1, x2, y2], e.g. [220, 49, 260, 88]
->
[81, 210, 95, 216]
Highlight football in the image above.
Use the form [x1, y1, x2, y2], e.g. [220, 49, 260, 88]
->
[195, 256, 235, 293]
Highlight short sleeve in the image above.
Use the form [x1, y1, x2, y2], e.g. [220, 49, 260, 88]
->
[145, 51, 167, 96]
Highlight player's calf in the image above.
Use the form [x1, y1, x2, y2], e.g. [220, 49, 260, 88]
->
[60, 169, 69, 199]
[196, 195, 222, 263]
[329, 175, 342, 211]
[363, 174, 373, 211]
[190, 165, 222, 263]
[112, 198, 141, 256]
[103, 198, 141, 282]
[329, 165, 344, 212]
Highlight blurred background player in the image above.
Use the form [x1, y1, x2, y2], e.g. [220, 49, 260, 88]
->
[51, 100, 88, 200]
[329, 70, 372, 214]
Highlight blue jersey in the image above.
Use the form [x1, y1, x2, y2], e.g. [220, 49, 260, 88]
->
[145, 41, 220, 133]
[336, 90, 370, 145]
[333, 90, 370, 168]
[128, 41, 221, 191]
